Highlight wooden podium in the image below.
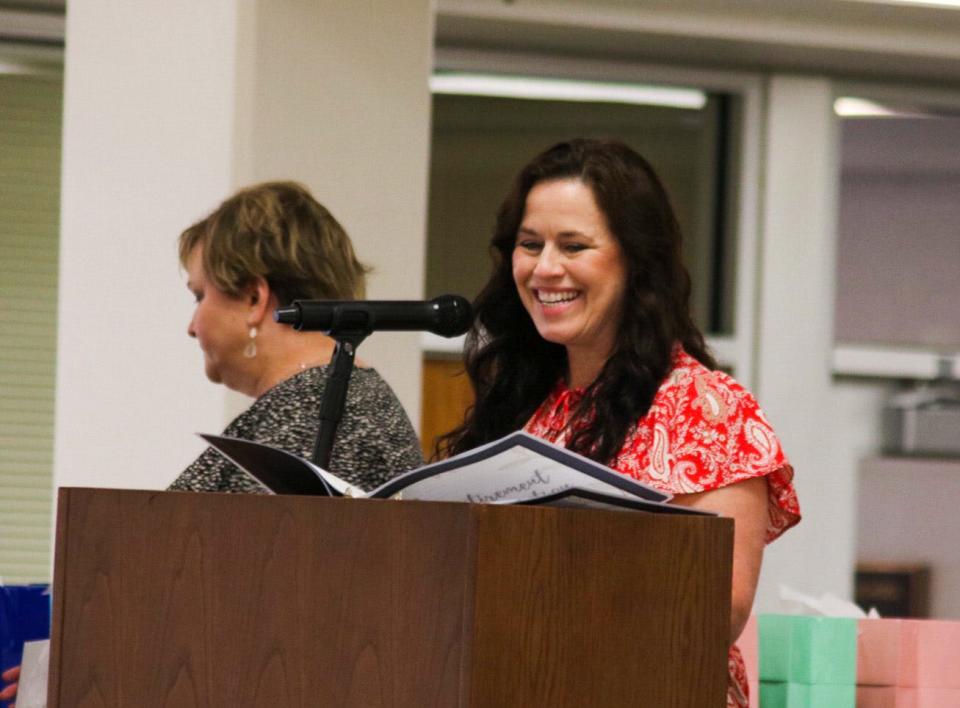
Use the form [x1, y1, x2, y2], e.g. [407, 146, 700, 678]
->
[48, 488, 733, 707]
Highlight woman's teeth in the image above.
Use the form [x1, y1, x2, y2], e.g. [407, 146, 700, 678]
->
[537, 290, 579, 304]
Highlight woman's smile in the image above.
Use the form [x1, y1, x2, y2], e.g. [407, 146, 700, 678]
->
[535, 288, 581, 307]
[512, 177, 627, 380]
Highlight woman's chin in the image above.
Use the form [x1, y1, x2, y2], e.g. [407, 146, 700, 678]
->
[203, 361, 224, 385]
[533, 325, 573, 347]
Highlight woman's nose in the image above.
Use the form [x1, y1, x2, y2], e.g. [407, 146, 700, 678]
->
[533, 246, 563, 277]
[187, 313, 197, 338]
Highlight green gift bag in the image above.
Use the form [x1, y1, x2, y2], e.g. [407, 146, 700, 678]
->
[758, 614, 857, 708]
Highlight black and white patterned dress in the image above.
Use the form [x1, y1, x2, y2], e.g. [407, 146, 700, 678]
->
[168, 366, 424, 494]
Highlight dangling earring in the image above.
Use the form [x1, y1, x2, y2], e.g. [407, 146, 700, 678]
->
[244, 326, 258, 358]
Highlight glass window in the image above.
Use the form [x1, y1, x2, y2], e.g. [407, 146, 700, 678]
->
[0, 71, 62, 582]
[834, 97, 960, 352]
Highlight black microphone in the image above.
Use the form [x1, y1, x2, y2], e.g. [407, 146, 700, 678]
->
[274, 294, 473, 337]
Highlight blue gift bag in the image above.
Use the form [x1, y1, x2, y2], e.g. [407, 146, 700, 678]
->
[1, 583, 50, 706]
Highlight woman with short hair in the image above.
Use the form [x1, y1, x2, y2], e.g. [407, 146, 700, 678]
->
[1, 182, 424, 705]
[169, 180, 423, 493]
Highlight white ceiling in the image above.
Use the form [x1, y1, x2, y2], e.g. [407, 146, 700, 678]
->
[436, 0, 960, 85]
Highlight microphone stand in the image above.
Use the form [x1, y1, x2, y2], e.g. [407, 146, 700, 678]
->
[311, 328, 369, 471]
[274, 295, 473, 472]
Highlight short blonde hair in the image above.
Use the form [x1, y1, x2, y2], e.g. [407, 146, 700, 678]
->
[179, 181, 369, 304]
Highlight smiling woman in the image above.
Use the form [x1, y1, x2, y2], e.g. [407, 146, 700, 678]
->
[512, 178, 627, 389]
[440, 138, 800, 708]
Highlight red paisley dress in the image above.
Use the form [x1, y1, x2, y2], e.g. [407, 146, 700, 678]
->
[524, 348, 801, 708]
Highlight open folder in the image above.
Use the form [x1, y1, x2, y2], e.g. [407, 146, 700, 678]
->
[200, 430, 714, 515]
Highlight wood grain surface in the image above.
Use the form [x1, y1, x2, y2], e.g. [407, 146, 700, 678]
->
[49, 488, 731, 707]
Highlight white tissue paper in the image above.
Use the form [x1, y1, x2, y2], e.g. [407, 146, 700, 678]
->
[778, 583, 880, 618]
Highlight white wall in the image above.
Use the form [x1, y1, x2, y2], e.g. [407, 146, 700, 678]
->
[55, 1, 240, 490]
[54, 0, 433, 492]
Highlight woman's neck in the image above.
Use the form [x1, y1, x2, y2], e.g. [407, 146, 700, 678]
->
[566, 345, 611, 390]
[247, 330, 339, 398]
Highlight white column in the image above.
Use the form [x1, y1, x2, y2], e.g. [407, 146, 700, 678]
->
[54, 0, 432, 492]
[231, 0, 434, 425]
[752, 76, 854, 610]
[55, 1, 241, 490]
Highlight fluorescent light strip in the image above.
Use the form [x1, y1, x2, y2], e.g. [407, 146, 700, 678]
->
[0, 62, 40, 74]
[846, 0, 960, 8]
[834, 97, 901, 117]
[430, 73, 707, 110]
[834, 97, 934, 118]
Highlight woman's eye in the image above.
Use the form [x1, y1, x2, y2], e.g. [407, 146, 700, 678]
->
[516, 240, 542, 252]
[564, 243, 587, 253]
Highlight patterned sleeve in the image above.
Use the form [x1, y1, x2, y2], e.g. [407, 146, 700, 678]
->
[668, 367, 800, 543]
[618, 360, 800, 544]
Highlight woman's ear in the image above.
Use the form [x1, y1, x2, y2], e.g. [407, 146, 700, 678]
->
[245, 277, 273, 326]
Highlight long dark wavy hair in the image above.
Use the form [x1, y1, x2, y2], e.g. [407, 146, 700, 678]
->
[440, 138, 715, 465]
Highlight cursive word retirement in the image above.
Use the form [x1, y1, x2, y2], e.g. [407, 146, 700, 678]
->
[466, 469, 553, 503]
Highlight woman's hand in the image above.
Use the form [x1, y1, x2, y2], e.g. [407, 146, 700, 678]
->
[0, 664, 19, 706]
[669, 476, 769, 645]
